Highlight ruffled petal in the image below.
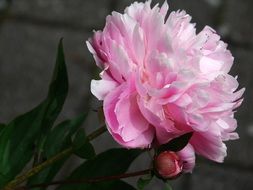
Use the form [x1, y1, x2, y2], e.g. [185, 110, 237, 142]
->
[177, 144, 195, 173]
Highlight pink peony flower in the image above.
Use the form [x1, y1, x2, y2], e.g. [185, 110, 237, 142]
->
[87, 0, 244, 164]
[154, 144, 195, 178]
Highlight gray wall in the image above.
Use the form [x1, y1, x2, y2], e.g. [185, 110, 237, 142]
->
[0, 0, 253, 189]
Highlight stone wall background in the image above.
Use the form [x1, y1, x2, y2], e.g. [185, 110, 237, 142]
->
[0, 0, 253, 189]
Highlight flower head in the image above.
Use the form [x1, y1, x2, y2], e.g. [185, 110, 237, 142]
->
[154, 151, 182, 179]
[154, 144, 195, 178]
[87, 0, 244, 164]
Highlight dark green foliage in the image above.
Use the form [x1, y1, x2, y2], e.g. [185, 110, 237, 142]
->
[165, 181, 173, 190]
[137, 173, 153, 190]
[0, 123, 5, 133]
[72, 128, 95, 159]
[157, 132, 193, 153]
[56, 148, 142, 190]
[0, 39, 142, 190]
[27, 114, 89, 190]
[0, 39, 69, 188]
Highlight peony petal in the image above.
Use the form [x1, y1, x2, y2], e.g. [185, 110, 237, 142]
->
[132, 24, 145, 64]
[190, 126, 227, 162]
[160, 1, 169, 18]
[122, 129, 154, 148]
[90, 79, 118, 100]
[104, 83, 154, 148]
[199, 56, 224, 74]
[103, 84, 125, 134]
[177, 144, 195, 173]
[115, 93, 151, 142]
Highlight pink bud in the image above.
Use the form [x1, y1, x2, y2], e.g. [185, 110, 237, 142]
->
[154, 151, 183, 179]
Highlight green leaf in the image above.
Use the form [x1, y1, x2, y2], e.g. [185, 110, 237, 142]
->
[27, 113, 88, 190]
[0, 123, 5, 134]
[0, 103, 47, 188]
[164, 181, 173, 190]
[36, 38, 68, 149]
[41, 38, 68, 133]
[108, 180, 137, 190]
[137, 173, 153, 190]
[45, 114, 87, 156]
[0, 173, 10, 187]
[56, 148, 142, 190]
[73, 128, 95, 159]
[158, 132, 193, 153]
[71, 180, 137, 190]
[0, 39, 68, 188]
[74, 143, 95, 159]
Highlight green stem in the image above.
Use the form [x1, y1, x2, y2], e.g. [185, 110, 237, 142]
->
[18, 169, 152, 190]
[3, 126, 107, 190]
[86, 125, 107, 140]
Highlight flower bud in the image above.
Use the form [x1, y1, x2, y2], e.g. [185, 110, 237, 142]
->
[154, 151, 183, 179]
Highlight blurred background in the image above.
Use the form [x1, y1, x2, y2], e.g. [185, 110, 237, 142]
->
[0, 0, 253, 189]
